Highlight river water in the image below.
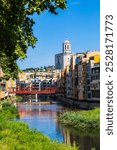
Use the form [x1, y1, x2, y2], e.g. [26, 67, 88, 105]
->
[17, 102, 100, 150]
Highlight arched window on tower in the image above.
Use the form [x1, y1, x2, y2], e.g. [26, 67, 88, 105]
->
[67, 45, 69, 50]
[65, 45, 67, 50]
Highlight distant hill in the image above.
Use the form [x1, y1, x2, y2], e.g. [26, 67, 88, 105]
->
[23, 66, 55, 72]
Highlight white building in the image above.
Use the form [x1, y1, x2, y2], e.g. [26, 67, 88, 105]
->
[55, 40, 72, 69]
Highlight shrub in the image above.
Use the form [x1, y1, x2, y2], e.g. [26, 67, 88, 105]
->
[59, 108, 100, 134]
[16, 96, 23, 102]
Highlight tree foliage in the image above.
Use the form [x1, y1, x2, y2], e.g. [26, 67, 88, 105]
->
[0, 0, 66, 79]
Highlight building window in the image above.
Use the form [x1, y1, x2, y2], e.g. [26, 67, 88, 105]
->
[88, 93, 91, 98]
[87, 80, 90, 84]
[67, 45, 69, 50]
[90, 56, 94, 60]
[87, 86, 90, 91]
[65, 45, 67, 50]
[96, 75, 100, 80]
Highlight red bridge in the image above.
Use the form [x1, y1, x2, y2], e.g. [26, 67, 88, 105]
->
[10, 87, 58, 95]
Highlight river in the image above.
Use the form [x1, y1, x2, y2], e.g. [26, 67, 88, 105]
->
[17, 102, 100, 150]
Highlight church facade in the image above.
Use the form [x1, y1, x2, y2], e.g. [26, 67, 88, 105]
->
[55, 40, 72, 70]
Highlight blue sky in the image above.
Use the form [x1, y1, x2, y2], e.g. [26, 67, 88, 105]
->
[18, 0, 100, 69]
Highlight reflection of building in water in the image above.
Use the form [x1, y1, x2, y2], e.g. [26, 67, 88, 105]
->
[78, 135, 100, 150]
[61, 127, 100, 150]
[18, 107, 57, 118]
[63, 129, 71, 145]
[62, 128, 79, 147]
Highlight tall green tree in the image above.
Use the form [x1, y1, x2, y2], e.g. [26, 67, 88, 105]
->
[0, 0, 66, 79]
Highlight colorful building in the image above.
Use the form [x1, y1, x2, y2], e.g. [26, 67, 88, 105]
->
[56, 50, 100, 101]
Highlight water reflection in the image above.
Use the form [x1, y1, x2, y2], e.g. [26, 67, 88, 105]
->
[18, 103, 100, 150]
[61, 127, 100, 150]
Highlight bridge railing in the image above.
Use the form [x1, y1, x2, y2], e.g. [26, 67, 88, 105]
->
[9, 87, 58, 94]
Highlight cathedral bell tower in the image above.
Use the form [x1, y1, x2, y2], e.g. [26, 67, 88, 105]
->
[63, 40, 71, 54]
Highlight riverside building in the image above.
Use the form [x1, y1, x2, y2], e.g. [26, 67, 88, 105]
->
[56, 48, 100, 101]
[0, 67, 16, 99]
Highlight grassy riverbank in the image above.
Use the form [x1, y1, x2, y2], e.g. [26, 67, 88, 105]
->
[59, 108, 100, 134]
[0, 101, 77, 150]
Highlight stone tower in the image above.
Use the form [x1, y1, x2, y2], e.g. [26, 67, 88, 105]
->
[63, 40, 71, 54]
[55, 40, 72, 69]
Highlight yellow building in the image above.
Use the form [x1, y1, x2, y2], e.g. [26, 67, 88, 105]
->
[5, 79, 16, 93]
[0, 67, 16, 99]
[18, 72, 27, 82]
[0, 90, 5, 100]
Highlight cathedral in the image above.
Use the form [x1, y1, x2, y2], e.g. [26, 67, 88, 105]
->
[55, 40, 72, 69]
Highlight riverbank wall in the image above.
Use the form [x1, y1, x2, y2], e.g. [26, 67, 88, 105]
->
[56, 96, 100, 110]
[14, 93, 100, 110]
